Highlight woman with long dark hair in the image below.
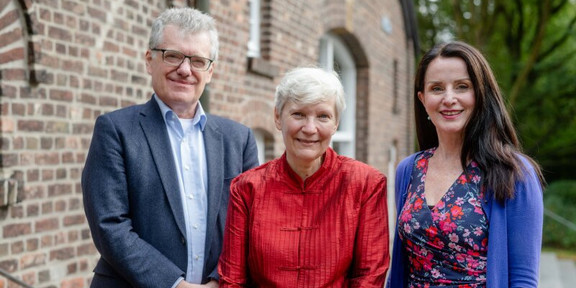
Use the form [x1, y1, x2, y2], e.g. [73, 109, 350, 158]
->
[387, 41, 545, 288]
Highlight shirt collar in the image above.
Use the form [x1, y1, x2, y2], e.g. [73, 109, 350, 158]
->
[154, 94, 207, 131]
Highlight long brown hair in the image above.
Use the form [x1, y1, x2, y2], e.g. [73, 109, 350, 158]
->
[414, 41, 545, 202]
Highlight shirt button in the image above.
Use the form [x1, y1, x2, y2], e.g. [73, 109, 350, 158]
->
[195, 255, 200, 261]
[188, 194, 194, 199]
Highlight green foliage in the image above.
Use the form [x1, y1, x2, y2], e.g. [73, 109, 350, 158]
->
[543, 181, 576, 250]
[415, 0, 576, 182]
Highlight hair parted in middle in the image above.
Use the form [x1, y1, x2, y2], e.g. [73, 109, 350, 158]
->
[274, 67, 346, 123]
[414, 41, 544, 201]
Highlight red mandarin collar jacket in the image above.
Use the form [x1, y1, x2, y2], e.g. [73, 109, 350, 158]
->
[219, 148, 389, 287]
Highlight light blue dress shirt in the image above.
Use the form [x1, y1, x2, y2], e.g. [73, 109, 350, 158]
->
[155, 95, 208, 285]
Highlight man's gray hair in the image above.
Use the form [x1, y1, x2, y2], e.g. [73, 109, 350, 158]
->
[149, 7, 219, 61]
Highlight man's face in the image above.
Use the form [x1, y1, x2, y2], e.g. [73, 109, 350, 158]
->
[146, 25, 214, 118]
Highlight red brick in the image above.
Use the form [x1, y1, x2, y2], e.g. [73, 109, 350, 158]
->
[26, 238, 39, 251]
[0, 259, 17, 272]
[49, 247, 74, 261]
[20, 253, 46, 269]
[63, 215, 85, 226]
[0, 30, 23, 54]
[48, 184, 72, 198]
[60, 277, 84, 288]
[47, 26, 72, 41]
[11, 241, 24, 254]
[35, 218, 59, 233]
[0, 10, 18, 31]
[17, 120, 44, 132]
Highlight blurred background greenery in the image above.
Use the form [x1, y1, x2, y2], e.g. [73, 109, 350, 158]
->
[415, 0, 576, 254]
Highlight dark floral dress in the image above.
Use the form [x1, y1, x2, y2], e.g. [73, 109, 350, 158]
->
[398, 148, 488, 288]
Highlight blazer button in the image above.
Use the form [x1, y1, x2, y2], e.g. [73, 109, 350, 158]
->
[181, 237, 186, 245]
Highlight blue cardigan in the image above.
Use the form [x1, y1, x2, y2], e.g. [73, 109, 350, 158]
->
[387, 152, 543, 288]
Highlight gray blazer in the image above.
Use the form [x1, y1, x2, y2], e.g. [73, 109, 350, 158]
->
[82, 98, 259, 287]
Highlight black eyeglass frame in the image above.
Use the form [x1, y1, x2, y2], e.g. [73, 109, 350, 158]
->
[151, 48, 214, 71]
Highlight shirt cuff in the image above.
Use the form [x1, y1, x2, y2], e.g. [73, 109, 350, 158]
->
[171, 277, 184, 288]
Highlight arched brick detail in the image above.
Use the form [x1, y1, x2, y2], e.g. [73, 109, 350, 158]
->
[0, 1, 30, 151]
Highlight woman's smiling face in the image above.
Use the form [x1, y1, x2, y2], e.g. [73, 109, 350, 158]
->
[418, 56, 476, 138]
[275, 98, 338, 167]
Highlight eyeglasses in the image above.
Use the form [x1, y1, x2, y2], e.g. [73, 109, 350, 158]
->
[151, 48, 214, 71]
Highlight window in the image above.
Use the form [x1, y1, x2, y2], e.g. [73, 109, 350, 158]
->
[246, 0, 278, 78]
[252, 128, 274, 164]
[247, 0, 261, 58]
[319, 34, 357, 158]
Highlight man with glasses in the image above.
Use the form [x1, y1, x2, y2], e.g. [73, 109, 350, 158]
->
[82, 7, 259, 288]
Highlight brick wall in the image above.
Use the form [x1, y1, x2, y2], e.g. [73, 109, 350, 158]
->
[0, 0, 415, 287]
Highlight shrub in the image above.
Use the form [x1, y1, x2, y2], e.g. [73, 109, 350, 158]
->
[542, 180, 576, 251]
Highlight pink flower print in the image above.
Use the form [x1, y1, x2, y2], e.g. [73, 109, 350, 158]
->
[455, 252, 466, 263]
[455, 197, 465, 205]
[431, 268, 441, 278]
[472, 174, 481, 184]
[436, 200, 445, 210]
[474, 226, 484, 236]
[449, 233, 459, 243]
[400, 209, 413, 223]
[457, 174, 468, 184]
[403, 223, 412, 234]
[437, 211, 448, 221]
[414, 197, 424, 210]
[463, 228, 471, 237]
[474, 206, 484, 214]
[440, 219, 457, 233]
[448, 242, 463, 252]
[431, 210, 442, 222]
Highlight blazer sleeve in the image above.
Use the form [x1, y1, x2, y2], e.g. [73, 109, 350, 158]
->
[82, 114, 184, 288]
[206, 120, 259, 282]
[506, 157, 544, 287]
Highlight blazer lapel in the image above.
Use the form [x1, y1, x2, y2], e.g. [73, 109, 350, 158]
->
[203, 118, 224, 251]
[139, 99, 186, 237]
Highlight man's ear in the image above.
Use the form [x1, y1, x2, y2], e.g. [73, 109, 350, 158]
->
[145, 50, 153, 75]
[205, 62, 215, 83]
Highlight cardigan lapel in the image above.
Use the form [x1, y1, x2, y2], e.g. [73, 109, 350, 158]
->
[139, 99, 186, 237]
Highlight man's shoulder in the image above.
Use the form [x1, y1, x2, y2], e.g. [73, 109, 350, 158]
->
[206, 114, 250, 131]
[99, 101, 150, 120]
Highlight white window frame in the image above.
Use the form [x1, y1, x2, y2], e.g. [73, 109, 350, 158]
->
[247, 0, 261, 58]
[253, 129, 265, 165]
[319, 34, 357, 158]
